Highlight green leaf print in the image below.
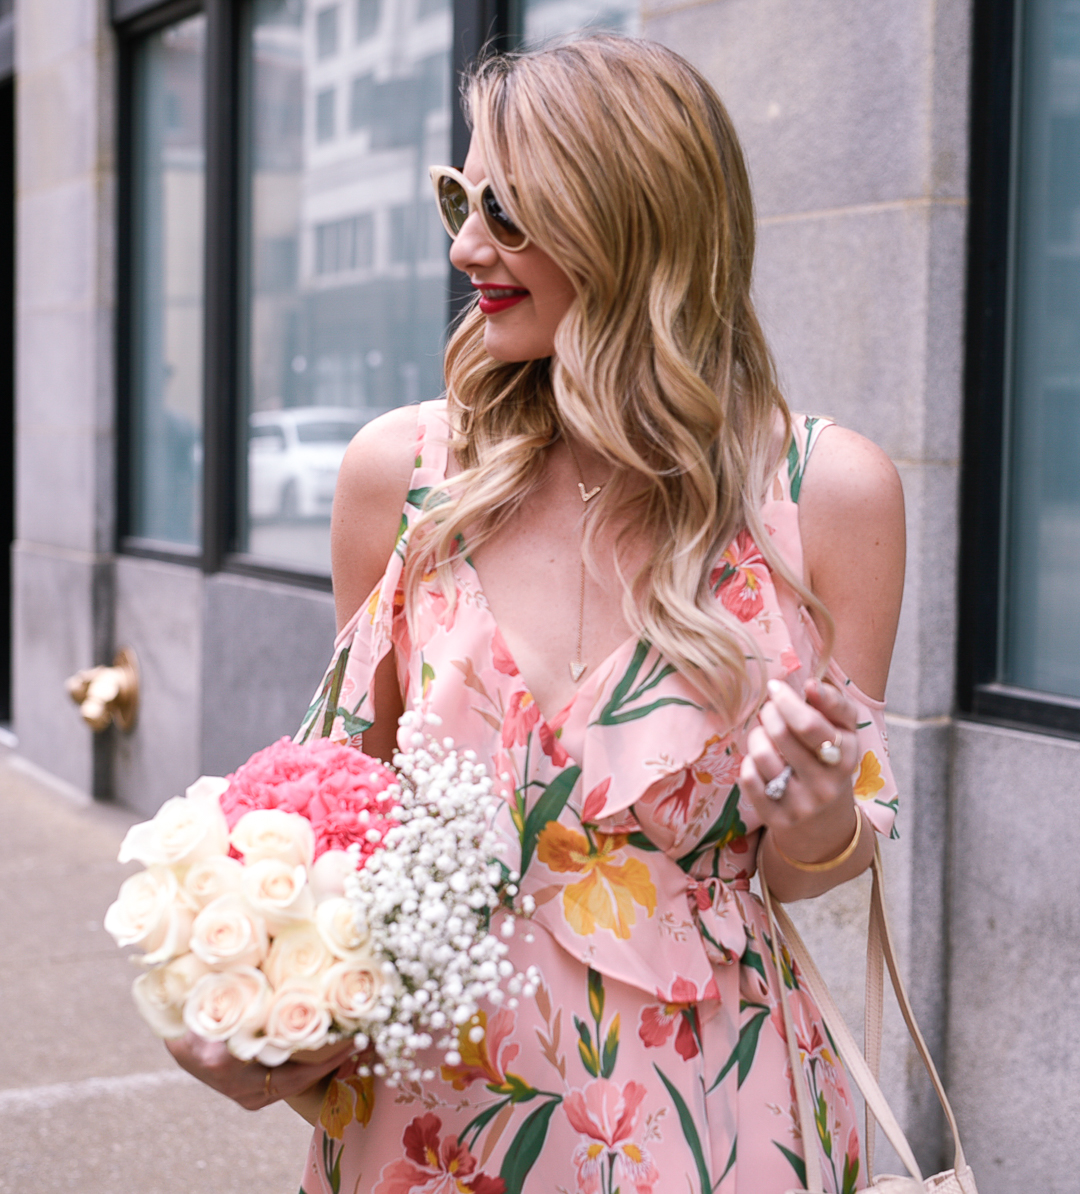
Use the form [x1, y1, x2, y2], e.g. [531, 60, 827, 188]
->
[319, 646, 352, 739]
[591, 640, 699, 726]
[574, 1015, 600, 1077]
[406, 485, 432, 508]
[719, 1137, 737, 1183]
[498, 1097, 562, 1194]
[775, 1142, 807, 1188]
[677, 785, 747, 873]
[600, 1015, 620, 1079]
[296, 644, 350, 743]
[842, 1148, 860, 1194]
[654, 1065, 714, 1194]
[519, 765, 581, 874]
[459, 1097, 511, 1149]
[786, 415, 825, 504]
[706, 1006, 768, 1092]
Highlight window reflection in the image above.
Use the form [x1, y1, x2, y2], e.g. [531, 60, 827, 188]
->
[240, 0, 451, 573]
[513, 0, 639, 49]
[1005, 0, 1080, 697]
[128, 15, 206, 548]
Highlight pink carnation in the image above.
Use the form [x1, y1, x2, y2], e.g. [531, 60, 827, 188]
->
[220, 738, 397, 863]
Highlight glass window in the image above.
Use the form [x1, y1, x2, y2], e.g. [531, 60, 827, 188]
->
[127, 14, 207, 548]
[512, 0, 640, 49]
[239, 0, 451, 574]
[1002, 0, 1080, 698]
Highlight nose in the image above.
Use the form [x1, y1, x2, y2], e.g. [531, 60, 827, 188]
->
[448, 210, 500, 275]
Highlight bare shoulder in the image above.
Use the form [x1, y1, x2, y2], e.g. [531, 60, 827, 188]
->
[797, 424, 906, 699]
[330, 404, 420, 630]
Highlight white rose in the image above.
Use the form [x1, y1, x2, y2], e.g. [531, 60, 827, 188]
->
[131, 952, 211, 1038]
[310, 850, 356, 902]
[190, 893, 269, 969]
[117, 779, 230, 869]
[184, 855, 244, 909]
[316, 897, 370, 958]
[104, 866, 194, 965]
[321, 955, 383, 1030]
[230, 809, 314, 869]
[241, 858, 314, 932]
[183, 966, 270, 1044]
[263, 922, 334, 989]
[238, 979, 332, 1066]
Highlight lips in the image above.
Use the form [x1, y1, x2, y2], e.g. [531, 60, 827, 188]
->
[474, 285, 529, 314]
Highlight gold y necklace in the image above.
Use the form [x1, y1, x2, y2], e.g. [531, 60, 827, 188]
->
[562, 435, 602, 682]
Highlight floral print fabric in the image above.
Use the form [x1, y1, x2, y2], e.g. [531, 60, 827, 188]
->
[297, 401, 898, 1194]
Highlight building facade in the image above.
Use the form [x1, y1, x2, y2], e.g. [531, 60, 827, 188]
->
[5, 0, 1076, 1189]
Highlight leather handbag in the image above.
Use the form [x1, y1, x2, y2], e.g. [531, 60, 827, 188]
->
[760, 844, 978, 1194]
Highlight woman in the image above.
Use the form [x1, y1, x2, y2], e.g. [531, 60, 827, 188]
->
[171, 35, 904, 1194]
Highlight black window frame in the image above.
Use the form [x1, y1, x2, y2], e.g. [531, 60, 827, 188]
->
[113, 0, 509, 593]
[959, 0, 1080, 739]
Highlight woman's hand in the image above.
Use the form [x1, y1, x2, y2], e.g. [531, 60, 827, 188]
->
[165, 1032, 357, 1113]
[740, 677, 873, 900]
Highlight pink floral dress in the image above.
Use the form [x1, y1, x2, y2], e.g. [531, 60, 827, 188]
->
[296, 400, 898, 1194]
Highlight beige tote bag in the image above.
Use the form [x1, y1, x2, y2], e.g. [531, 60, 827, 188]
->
[760, 845, 978, 1194]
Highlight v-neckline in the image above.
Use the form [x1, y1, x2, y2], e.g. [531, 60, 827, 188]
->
[460, 554, 636, 732]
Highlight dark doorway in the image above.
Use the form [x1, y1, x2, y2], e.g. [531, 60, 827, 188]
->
[0, 78, 14, 725]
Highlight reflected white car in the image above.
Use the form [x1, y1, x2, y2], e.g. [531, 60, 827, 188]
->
[248, 407, 364, 520]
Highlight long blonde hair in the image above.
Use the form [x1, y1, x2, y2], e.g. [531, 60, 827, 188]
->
[406, 35, 830, 717]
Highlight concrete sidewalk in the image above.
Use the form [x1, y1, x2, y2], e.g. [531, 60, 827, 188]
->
[0, 747, 314, 1193]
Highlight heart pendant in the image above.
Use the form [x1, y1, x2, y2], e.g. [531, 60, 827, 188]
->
[569, 660, 587, 681]
[577, 482, 601, 502]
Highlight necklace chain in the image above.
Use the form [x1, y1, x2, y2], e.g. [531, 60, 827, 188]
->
[563, 435, 601, 683]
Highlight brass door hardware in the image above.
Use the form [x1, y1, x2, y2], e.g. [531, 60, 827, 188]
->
[65, 647, 139, 732]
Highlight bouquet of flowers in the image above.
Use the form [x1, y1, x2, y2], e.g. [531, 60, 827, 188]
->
[105, 708, 536, 1082]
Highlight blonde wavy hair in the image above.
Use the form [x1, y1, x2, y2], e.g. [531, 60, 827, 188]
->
[405, 35, 831, 717]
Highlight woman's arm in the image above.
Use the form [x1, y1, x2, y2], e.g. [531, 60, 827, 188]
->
[742, 425, 906, 901]
[330, 404, 420, 761]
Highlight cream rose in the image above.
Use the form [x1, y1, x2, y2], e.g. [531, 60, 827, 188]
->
[230, 809, 314, 869]
[131, 952, 211, 1038]
[184, 855, 244, 909]
[309, 849, 356, 902]
[321, 955, 384, 1030]
[241, 858, 314, 931]
[316, 896, 370, 958]
[184, 966, 270, 1044]
[189, 892, 269, 969]
[117, 778, 230, 869]
[236, 979, 332, 1066]
[104, 866, 194, 965]
[263, 922, 334, 989]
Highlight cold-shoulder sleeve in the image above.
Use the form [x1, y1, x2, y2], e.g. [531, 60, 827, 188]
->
[294, 400, 450, 747]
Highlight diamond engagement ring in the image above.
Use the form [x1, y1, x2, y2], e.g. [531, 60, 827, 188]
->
[764, 763, 793, 801]
[817, 735, 843, 767]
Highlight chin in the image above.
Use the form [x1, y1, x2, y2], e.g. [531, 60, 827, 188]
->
[483, 327, 553, 363]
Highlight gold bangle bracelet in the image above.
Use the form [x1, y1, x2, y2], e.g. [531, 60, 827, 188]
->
[772, 807, 864, 873]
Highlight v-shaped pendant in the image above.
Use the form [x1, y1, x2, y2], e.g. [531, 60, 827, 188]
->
[569, 660, 587, 682]
[577, 482, 601, 502]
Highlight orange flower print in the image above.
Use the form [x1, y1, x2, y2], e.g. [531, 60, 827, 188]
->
[537, 822, 657, 939]
[693, 733, 742, 789]
[710, 530, 769, 622]
[501, 689, 542, 748]
[853, 750, 885, 799]
[320, 1077, 356, 1140]
[440, 1007, 523, 1094]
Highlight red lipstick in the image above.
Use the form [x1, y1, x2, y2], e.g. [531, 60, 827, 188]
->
[475, 285, 529, 314]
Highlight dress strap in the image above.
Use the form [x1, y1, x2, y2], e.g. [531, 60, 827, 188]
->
[778, 412, 834, 504]
[412, 399, 451, 489]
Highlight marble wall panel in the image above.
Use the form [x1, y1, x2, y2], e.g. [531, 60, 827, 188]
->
[948, 721, 1080, 1194]
[111, 557, 202, 817]
[200, 574, 337, 778]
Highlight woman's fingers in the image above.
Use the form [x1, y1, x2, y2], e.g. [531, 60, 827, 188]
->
[165, 1032, 357, 1110]
[764, 679, 857, 767]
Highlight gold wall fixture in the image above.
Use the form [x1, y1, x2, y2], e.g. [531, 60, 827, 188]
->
[65, 647, 140, 732]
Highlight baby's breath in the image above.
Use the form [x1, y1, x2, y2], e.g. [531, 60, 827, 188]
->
[345, 708, 539, 1085]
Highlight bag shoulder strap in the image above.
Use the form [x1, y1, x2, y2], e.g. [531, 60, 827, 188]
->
[760, 844, 968, 1190]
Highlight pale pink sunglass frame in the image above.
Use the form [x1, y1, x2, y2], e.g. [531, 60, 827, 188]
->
[428, 165, 531, 252]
